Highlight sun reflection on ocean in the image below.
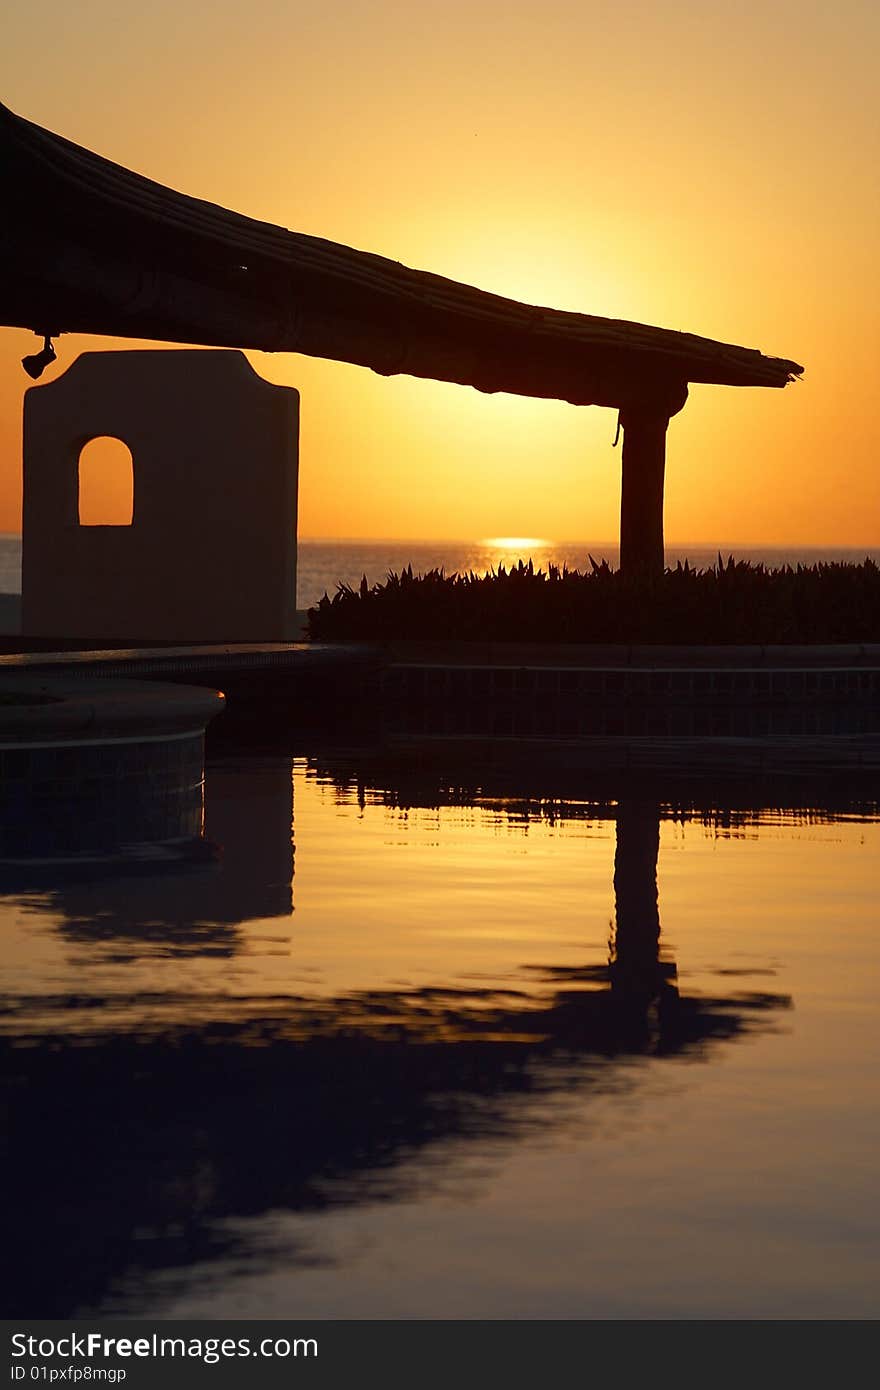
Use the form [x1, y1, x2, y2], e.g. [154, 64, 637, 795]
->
[483, 536, 550, 552]
[481, 537, 555, 568]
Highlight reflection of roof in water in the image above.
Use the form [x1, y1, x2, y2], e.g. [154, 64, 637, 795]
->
[2, 101, 802, 407]
[4, 969, 790, 1316]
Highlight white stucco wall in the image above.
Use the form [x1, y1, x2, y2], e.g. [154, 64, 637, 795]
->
[22, 350, 299, 641]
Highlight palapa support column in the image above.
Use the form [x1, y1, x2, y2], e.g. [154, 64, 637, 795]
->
[618, 382, 688, 578]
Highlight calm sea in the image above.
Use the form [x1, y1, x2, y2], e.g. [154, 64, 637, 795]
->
[2, 534, 877, 610]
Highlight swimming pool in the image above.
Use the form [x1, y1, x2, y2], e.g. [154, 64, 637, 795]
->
[3, 750, 878, 1318]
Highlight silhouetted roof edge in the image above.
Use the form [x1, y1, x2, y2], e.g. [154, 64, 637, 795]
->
[1, 102, 803, 407]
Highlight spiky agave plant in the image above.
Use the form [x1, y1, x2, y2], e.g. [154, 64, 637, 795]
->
[307, 559, 880, 645]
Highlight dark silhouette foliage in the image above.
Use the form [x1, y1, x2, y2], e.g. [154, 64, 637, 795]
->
[307, 557, 880, 644]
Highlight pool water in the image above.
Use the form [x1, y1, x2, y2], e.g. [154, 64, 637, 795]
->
[3, 752, 878, 1318]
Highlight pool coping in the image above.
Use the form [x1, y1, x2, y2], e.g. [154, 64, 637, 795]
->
[0, 674, 225, 744]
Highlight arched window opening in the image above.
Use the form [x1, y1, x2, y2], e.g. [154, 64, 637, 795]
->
[78, 436, 134, 526]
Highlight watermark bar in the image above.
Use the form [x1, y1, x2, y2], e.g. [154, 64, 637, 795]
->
[1, 1321, 864, 1388]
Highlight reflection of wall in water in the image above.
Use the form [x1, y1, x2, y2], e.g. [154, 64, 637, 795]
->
[50, 761, 294, 952]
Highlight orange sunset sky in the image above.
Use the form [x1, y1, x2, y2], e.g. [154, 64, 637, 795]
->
[2, 0, 878, 544]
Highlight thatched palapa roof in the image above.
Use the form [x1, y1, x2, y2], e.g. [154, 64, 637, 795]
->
[1, 101, 802, 409]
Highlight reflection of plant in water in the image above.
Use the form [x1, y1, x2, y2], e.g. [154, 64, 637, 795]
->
[308, 760, 880, 831]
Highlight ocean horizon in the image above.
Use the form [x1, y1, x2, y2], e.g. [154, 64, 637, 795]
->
[1, 533, 878, 611]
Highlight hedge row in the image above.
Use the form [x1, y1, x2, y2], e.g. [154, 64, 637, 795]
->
[306, 557, 880, 644]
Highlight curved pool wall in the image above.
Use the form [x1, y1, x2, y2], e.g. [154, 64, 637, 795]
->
[0, 676, 225, 860]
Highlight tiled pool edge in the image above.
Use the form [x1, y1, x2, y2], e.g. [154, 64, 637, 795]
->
[375, 643, 880, 768]
[0, 641, 877, 767]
